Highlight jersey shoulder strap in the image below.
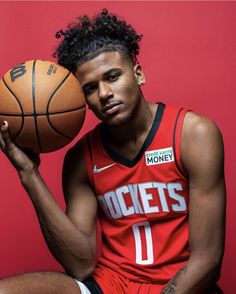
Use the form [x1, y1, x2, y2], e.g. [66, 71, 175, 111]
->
[158, 103, 190, 178]
[172, 106, 190, 178]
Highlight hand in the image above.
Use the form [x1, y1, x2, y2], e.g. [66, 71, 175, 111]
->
[0, 121, 41, 173]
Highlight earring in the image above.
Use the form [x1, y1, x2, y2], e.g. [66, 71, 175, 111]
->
[138, 80, 144, 86]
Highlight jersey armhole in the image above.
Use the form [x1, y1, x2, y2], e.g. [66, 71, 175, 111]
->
[173, 108, 190, 179]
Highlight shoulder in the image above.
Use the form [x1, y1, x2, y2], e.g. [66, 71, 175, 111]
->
[181, 111, 224, 175]
[63, 123, 102, 178]
[63, 139, 85, 181]
[64, 123, 101, 162]
[182, 111, 223, 146]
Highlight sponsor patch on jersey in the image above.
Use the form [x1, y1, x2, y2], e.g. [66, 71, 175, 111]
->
[145, 147, 174, 166]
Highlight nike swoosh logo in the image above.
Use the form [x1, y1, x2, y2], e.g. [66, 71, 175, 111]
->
[93, 163, 116, 173]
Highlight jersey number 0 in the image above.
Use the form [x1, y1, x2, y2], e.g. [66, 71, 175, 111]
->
[132, 221, 154, 265]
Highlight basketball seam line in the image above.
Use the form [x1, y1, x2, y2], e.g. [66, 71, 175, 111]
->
[2, 77, 24, 140]
[46, 71, 75, 140]
[0, 105, 85, 117]
[32, 60, 43, 152]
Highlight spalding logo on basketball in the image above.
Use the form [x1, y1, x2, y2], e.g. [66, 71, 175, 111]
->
[0, 60, 86, 153]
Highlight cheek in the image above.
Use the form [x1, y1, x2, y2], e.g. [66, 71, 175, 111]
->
[116, 77, 139, 98]
[122, 85, 140, 106]
[86, 93, 98, 107]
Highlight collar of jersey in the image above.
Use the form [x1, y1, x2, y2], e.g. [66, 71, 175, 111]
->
[100, 102, 166, 168]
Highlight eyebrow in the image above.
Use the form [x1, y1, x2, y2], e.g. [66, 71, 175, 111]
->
[103, 68, 122, 78]
[82, 67, 122, 89]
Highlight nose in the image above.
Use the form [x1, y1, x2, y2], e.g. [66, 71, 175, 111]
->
[98, 82, 113, 101]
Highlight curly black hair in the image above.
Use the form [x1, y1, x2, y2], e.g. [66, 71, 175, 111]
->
[54, 9, 142, 73]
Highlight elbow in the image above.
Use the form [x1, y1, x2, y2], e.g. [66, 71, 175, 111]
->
[64, 259, 96, 281]
[205, 257, 223, 283]
[210, 254, 224, 282]
[208, 247, 224, 278]
[206, 262, 223, 287]
[76, 262, 96, 281]
[190, 249, 224, 282]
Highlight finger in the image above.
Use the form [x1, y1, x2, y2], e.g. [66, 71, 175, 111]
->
[0, 121, 15, 151]
[0, 121, 8, 150]
[0, 120, 8, 132]
[0, 128, 6, 151]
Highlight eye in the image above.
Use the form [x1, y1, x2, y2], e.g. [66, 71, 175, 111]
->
[107, 72, 120, 82]
[83, 84, 97, 96]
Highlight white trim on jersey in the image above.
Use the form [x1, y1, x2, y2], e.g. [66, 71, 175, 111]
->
[74, 280, 92, 294]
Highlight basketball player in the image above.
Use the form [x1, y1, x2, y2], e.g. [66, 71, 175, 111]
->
[0, 9, 225, 294]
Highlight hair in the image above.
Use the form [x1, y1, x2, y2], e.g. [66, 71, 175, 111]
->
[53, 9, 142, 73]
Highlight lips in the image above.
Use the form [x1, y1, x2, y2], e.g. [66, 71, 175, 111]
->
[103, 101, 121, 114]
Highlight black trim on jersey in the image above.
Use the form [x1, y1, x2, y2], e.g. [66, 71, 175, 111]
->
[173, 108, 188, 179]
[101, 102, 165, 167]
[83, 278, 103, 294]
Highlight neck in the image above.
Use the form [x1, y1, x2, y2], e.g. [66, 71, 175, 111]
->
[105, 101, 157, 146]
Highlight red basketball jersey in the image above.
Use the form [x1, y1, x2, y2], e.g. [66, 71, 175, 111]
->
[82, 103, 190, 283]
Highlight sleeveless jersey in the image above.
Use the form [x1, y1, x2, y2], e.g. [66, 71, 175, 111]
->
[82, 103, 190, 283]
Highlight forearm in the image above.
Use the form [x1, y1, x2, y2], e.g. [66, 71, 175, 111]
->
[19, 168, 96, 279]
[161, 257, 221, 294]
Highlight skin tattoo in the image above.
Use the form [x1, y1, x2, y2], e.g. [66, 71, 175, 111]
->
[161, 267, 188, 294]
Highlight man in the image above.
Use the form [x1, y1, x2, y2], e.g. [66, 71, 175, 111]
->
[0, 9, 225, 294]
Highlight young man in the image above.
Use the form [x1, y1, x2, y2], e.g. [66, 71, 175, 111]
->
[0, 9, 225, 294]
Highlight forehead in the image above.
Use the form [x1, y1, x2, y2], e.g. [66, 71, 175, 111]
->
[74, 51, 130, 84]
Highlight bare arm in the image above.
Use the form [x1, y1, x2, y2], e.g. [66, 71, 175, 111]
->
[161, 112, 226, 293]
[0, 122, 97, 280]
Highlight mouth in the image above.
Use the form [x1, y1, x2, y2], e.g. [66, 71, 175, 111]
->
[103, 101, 121, 114]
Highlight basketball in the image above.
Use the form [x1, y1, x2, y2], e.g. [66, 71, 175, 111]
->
[0, 60, 86, 153]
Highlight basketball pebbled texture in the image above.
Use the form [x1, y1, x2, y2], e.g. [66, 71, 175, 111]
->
[0, 60, 86, 153]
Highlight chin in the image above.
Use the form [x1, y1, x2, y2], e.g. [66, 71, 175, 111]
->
[105, 114, 131, 127]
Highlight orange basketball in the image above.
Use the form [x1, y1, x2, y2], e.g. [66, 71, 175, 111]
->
[0, 60, 86, 153]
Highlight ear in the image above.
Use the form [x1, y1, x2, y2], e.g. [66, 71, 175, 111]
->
[133, 63, 145, 85]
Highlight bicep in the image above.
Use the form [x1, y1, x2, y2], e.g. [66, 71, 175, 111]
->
[62, 142, 97, 237]
[181, 112, 226, 262]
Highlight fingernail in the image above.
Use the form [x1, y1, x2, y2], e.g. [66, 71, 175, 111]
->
[1, 121, 8, 129]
